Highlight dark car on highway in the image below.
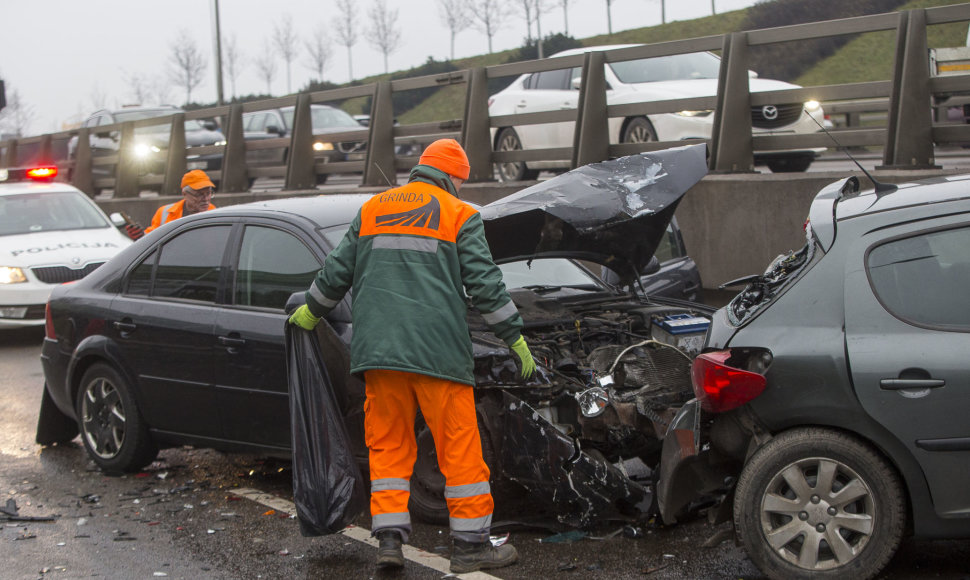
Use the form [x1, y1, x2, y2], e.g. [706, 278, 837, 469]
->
[656, 174, 970, 580]
[242, 104, 366, 185]
[68, 106, 225, 194]
[37, 145, 714, 526]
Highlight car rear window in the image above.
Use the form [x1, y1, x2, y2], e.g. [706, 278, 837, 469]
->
[0, 190, 111, 236]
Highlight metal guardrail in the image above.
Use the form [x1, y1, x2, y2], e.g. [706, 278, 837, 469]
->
[4, 3, 970, 197]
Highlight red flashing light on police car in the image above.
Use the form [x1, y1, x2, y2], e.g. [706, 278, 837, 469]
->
[26, 166, 58, 180]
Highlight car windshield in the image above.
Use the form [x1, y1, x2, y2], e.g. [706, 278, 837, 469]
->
[282, 107, 362, 131]
[0, 190, 112, 236]
[498, 258, 603, 291]
[609, 52, 721, 83]
[113, 109, 205, 132]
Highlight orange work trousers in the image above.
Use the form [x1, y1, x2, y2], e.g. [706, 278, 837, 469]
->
[364, 369, 493, 542]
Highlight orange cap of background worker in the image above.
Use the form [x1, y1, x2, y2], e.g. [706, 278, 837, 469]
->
[419, 139, 470, 180]
[181, 169, 216, 190]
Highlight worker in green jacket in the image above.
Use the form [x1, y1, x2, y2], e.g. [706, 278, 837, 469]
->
[289, 138, 535, 573]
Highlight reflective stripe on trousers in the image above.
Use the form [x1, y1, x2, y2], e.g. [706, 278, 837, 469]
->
[364, 369, 493, 542]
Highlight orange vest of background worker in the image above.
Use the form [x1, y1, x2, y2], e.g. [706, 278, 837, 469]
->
[143, 169, 217, 234]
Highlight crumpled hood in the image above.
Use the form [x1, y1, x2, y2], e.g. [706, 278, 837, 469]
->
[481, 143, 708, 283]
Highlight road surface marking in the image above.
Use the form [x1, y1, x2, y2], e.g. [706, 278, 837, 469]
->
[233, 488, 501, 579]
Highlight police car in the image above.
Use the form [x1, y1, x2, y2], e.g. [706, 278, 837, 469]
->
[0, 166, 131, 328]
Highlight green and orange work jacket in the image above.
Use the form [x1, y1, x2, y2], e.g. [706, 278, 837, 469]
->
[303, 165, 524, 385]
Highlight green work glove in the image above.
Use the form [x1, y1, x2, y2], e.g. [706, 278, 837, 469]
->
[288, 304, 321, 330]
[510, 336, 536, 379]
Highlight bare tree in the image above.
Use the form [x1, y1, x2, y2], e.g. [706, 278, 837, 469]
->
[515, 0, 535, 42]
[305, 23, 333, 82]
[254, 40, 278, 95]
[151, 76, 175, 106]
[334, 0, 358, 82]
[534, 0, 552, 58]
[558, 0, 572, 35]
[467, 0, 508, 54]
[0, 89, 35, 137]
[366, 0, 403, 74]
[224, 34, 244, 99]
[603, 0, 616, 35]
[122, 71, 151, 105]
[167, 28, 207, 104]
[89, 83, 108, 111]
[437, 0, 472, 60]
[273, 14, 299, 94]
[711, 0, 716, 14]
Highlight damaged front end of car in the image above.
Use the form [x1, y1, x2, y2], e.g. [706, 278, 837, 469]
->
[462, 144, 716, 527]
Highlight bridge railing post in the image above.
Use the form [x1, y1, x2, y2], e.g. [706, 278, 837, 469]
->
[285, 93, 316, 190]
[3, 139, 17, 168]
[219, 103, 249, 192]
[363, 80, 397, 187]
[115, 121, 139, 198]
[710, 32, 754, 173]
[572, 50, 610, 169]
[880, 9, 939, 169]
[162, 113, 187, 195]
[461, 67, 494, 182]
[72, 128, 95, 196]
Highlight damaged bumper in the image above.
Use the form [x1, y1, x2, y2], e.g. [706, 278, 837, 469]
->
[499, 391, 652, 528]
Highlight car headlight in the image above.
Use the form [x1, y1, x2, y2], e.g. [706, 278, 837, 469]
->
[133, 143, 162, 158]
[676, 110, 713, 117]
[213, 140, 227, 147]
[313, 141, 334, 151]
[0, 267, 27, 284]
[804, 100, 821, 112]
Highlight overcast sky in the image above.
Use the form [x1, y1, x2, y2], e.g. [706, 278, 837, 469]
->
[0, 0, 758, 135]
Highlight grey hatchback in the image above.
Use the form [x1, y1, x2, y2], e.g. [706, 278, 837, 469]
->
[656, 174, 970, 579]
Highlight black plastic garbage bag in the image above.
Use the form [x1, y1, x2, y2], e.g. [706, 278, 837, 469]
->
[286, 322, 368, 536]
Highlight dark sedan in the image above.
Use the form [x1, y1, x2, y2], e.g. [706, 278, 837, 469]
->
[38, 145, 715, 525]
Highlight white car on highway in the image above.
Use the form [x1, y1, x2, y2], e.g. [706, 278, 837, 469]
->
[0, 167, 131, 328]
[488, 45, 826, 180]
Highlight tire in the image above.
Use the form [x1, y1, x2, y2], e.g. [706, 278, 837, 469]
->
[76, 363, 158, 475]
[734, 428, 905, 580]
[494, 128, 539, 182]
[409, 413, 496, 525]
[315, 172, 329, 185]
[765, 155, 813, 173]
[622, 116, 658, 144]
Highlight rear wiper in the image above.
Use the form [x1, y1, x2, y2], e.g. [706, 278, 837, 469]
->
[718, 274, 761, 289]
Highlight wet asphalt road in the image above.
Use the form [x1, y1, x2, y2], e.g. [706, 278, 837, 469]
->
[3, 327, 969, 580]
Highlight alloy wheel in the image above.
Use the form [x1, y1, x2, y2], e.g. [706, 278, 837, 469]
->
[80, 377, 127, 460]
[759, 456, 875, 570]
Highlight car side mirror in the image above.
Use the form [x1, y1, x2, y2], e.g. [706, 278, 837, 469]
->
[266, 125, 284, 136]
[108, 212, 127, 227]
[202, 120, 218, 131]
[748, 70, 759, 79]
[571, 76, 582, 90]
[95, 131, 111, 139]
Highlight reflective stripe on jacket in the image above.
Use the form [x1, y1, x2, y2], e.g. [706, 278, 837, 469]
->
[305, 165, 523, 385]
[144, 199, 217, 233]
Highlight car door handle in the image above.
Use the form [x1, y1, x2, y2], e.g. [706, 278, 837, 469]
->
[218, 336, 246, 348]
[879, 378, 946, 390]
[113, 321, 136, 333]
[516, 101, 528, 108]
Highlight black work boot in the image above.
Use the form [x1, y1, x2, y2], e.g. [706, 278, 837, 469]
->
[375, 530, 405, 569]
[450, 538, 518, 573]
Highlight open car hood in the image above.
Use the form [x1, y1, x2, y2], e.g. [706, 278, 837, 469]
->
[481, 144, 707, 284]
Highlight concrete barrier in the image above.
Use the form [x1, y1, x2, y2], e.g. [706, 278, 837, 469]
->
[94, 168, 964, 291]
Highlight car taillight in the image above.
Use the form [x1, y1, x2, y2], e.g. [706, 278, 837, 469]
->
[27, 166, 58, 180]
[44, 302, 56, 340]
[691, 350, 766, 413]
